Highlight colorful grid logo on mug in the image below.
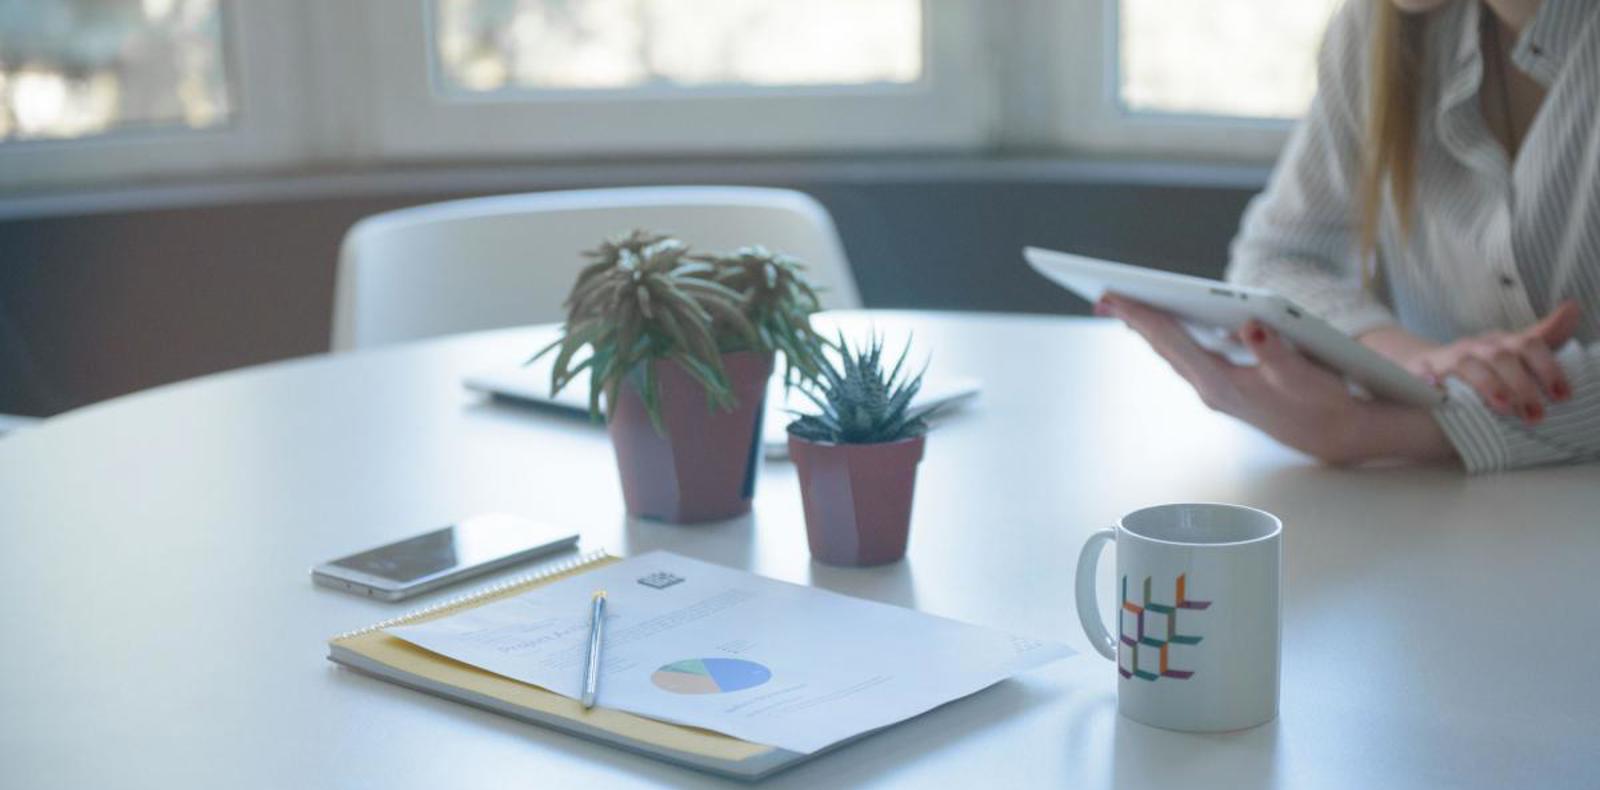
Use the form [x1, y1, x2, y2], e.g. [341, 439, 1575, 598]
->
[1118, 574, 1211, 681]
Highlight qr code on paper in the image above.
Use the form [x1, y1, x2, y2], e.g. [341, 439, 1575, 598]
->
[637, 571, 685, 590]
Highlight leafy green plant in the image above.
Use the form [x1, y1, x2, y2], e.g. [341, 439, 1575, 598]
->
[787, 334, 932, 445]
[696, 245, 829, 387]
[536, 230, 829, 426]
[538, 230, 755, 421]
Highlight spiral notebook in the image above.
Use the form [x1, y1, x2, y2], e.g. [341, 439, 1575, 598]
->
[328, 550, 1070, 780]
[326, 551, 801, 780]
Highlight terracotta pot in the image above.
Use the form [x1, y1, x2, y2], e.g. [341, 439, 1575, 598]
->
[607, 351, 773, 523]
[787, 433, 926, 566]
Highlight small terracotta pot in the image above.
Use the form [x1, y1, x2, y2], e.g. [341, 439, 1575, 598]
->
[607, 351, 773, 524]
[787, 433, 926, 566]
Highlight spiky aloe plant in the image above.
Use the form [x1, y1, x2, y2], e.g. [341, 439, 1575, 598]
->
[697, 245, 829, 387]
[788, 334, 932, 444]
[537, 230, 756, 424]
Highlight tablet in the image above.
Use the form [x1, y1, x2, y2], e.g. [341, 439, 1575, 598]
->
[1024, 246, 1444, 407]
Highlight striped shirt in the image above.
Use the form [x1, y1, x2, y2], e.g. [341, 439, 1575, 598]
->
[1227, 0, 1600, 473]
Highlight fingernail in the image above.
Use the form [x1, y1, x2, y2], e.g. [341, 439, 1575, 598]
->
[1093, 300, 1111, 317]
[1492, 391, 1510, 408]
[1247, 325, 1268, 345]
[1553, 381, 1570, 400]
[1524, 403, 1544, 422]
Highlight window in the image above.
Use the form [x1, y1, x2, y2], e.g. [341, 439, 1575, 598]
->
[0, 0, 1340, 191]
[365, 0, 984, 158]
[1117, 0, 1343, 119]
[0, 0, 232, 141]
[1039, 0, 1340, 160]
[433, 0, 922, 93]
[0, 0, 298, 191]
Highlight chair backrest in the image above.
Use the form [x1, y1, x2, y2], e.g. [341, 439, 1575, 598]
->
[331, 186, 861, 351]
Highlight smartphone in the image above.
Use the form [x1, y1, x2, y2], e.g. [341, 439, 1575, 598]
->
[311, 513, 579, 601]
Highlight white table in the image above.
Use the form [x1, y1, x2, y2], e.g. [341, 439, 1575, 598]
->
[2, 311, 1595, 789]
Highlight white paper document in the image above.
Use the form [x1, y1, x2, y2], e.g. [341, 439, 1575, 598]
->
[387, 552, 1071, 754]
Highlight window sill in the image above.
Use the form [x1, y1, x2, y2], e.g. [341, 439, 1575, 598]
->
[0, 154, 1271, 223]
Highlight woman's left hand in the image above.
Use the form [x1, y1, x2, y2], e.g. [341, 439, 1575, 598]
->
[1098, 294, 1455, 466]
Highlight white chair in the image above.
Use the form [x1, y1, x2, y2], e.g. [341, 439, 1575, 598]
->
[0, 414, 38, 436]
[332, 186, 862, 351]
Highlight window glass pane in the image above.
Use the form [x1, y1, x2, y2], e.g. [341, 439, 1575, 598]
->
[0, 0, 231, 142]
[1118, 0, 1342, 119]
[433, 0, 922, 93]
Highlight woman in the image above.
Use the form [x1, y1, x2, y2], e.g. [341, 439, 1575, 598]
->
[1101, 0, 1600, 472]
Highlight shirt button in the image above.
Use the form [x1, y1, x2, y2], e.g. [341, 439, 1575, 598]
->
[1499, 273, 1517, 288]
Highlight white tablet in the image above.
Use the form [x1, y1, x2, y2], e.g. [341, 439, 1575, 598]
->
[1024, 247, 1444, 407]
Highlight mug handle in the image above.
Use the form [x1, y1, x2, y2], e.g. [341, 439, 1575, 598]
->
[1075, 528, 1117, 660]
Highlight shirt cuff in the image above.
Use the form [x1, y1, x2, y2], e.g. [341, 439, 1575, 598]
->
[1432, 378, 1507, 474]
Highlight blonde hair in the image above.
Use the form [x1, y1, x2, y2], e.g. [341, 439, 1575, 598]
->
[1358, 2, 1426, 269]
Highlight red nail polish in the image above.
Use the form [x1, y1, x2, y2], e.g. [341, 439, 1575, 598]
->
[1492, 392, 1510, 407]
[1525, 403, 1543, 421]
[1248, 326, 1267, 344]
[1553, 381, 1570, 400]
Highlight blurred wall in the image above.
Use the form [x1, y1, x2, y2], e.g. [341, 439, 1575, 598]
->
[0, 160, 1264, 416]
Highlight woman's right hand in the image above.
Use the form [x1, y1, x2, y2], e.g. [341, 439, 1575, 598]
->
[1360, 301, 1582, 424]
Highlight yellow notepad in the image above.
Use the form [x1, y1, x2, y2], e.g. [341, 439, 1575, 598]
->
[326, 551, 800, 779]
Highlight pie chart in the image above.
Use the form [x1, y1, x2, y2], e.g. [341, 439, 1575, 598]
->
[651, 658, 772, 695]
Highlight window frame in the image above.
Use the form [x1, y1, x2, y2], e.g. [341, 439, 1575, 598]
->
[358, 0, 993, 159]
[1040, 0, 1298, 162]
[0, 0, 309, 192]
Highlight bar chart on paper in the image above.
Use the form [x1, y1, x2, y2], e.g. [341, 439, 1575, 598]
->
[651, 658, 773, 695]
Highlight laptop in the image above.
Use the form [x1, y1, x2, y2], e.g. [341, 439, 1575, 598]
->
[464, 358, 980, 459]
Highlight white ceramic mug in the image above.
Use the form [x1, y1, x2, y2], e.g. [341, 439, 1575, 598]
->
[1075, 502, 1281, 732]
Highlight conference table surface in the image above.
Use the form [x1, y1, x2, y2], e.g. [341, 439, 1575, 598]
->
[2, 310, 1596, 789]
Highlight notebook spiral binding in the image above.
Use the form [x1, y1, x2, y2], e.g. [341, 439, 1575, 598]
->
[333, 549, 613, 641]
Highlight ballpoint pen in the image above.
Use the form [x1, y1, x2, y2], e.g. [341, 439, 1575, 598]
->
[581, 590, 606, 709]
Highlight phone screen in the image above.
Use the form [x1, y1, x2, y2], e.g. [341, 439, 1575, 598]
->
[329, 514, 569, 583]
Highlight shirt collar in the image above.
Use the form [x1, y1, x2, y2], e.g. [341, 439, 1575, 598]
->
[1449, 0, 1481, 74]
[1439, 2, 1483, 129]
[1449, 0, 1590, 89]
[1511, 0, 1591, 87]
[1433, 0, 1591, 176]
[1436, 2, 1500, 177]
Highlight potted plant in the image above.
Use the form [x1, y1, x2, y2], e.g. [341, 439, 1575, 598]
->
[787, 336, 932, 566]
[540, 231, 827, 523]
